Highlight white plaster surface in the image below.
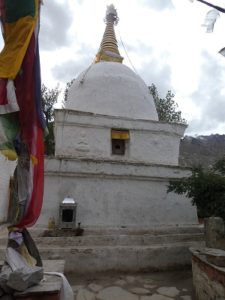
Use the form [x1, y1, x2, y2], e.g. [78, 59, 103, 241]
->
[42, 60, 196, 230]
[66, 62, 158, 121]
[37, 158, 197, 228]
[54, 110, 186, 166]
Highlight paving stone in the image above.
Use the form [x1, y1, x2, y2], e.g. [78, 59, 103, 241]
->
[143, 278, 154, 284]
[76, 288, 95, 300]
[181, 296, 192, 300]
[125, 275, 136, 283]
[140, 296, 153, 300]
[141, 295, 173, 300]
[114, 279, 127, 286]
[157, 286, 180, 297]
[88, 283, 103, 292]
[97, 286, 138, 300]
[130, 287, 150, 295]
[72, 285, 84, 292]
[144, 284, 157, 289]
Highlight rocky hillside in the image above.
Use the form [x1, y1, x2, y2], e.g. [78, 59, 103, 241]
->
[179, 134, 225, 168]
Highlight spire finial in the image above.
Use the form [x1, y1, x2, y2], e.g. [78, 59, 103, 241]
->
[105, 4, 119, 25]
[95, 4, 123, 64]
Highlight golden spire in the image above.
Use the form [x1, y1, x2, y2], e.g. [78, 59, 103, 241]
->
[95, 4, 123, 63]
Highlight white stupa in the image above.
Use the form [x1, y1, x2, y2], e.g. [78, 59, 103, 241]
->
[39, 5, 197, 228]
[66, 4, 158, 122]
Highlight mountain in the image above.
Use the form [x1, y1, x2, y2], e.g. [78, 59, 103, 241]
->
[179, 134, 225, 168]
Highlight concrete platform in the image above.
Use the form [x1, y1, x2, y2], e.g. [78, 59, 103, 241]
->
[0, 225, 205, 274]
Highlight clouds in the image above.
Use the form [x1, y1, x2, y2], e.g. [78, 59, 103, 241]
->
[40, 0, 73, 50]
[50, 38, 96, 83]
[187, 51, 225, 134]
[117, 36, 173, 97]
[36, 0, 225, 136]
[140, 0, 174, 10]
[137, 55, 172, 96]
[52, 54, 93, 83]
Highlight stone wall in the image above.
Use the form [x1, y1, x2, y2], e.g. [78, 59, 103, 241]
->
[205, 217, 225, 251]
[192, 251, 225, 300]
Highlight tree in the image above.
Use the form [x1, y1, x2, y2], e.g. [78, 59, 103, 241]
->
[149, 84, 186, 124]
[63, 78, 75, 106]
[167, 158, 225, 220]
[213, 157, 225, 175]
[41, 84, 60, 155]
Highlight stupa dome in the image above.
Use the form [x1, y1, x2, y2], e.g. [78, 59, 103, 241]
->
[65, 4, 158, 121]
[66, 62, 158, 121]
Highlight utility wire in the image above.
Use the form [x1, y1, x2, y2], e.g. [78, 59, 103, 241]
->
[196, 0, 225, 13]
[117, 30, 138, 75]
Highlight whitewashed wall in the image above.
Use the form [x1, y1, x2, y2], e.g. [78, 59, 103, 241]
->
[37, 109, 197, 230]
[54, 110, 187, 166]
[37, 158, 197, 228]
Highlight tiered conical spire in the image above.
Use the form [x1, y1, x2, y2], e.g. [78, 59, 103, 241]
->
[95, 4, 123, 63]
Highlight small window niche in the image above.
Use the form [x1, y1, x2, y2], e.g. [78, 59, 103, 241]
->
[111, 129, 130, 155]
[59, 197, 77, 229]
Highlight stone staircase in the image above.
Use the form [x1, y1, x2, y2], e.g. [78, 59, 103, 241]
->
[0, 225, 205, 274]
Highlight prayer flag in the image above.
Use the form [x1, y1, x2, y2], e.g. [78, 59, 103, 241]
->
[0, 0, 45, 228]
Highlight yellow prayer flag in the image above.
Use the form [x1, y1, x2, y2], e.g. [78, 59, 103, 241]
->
[0, 16, 37, 79]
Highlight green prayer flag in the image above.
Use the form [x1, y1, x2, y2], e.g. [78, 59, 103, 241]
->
[0, 114, 19, 150]
[5, 0, 35, 23]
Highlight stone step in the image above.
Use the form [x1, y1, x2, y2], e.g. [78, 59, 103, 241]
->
[0, 232, 204, 247]
[30, 225, 204, 237]
[0, 240, 205, 273]
[0, 225, 203, 239]
[82, 225, 204, 236]
[34, 241, 206, 273]
[30, 232, 205, 246]
[0, 225, 205, 274]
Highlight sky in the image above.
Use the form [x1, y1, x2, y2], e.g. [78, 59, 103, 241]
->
[1, 0, 225, 136]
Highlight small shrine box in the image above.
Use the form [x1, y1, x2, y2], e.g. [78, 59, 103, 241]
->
[59, 197, 77, 229]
